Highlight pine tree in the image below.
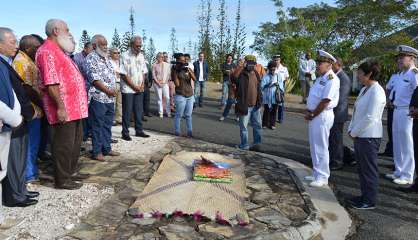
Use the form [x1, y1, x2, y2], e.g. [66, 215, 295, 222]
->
[146, 37, 157, 64]
[121, 31, 132, 53]
[232, 0, 246, 59]
[214, 0, 232, 80]
[111, 28, 121, 51]
[79, 30, 91, 51]
[170, 27, 179, 54]
[129, 6, 135, 35]
[142, 29, 147, 52]
[198, 0, 214, 80]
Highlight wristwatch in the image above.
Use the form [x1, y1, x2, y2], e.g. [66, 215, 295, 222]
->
[310, 112, 314, 118]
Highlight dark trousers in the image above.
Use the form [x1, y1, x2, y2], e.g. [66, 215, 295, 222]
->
[262, 104, 278, 128]
[82, 104, 92, 142]
[122, 92, 144, 137]
[143, 88, 151, 115]
[277, 102, 285, 123]
[50, 120, 83, 186]
[3, 132, 29, 205]
[413, 120, 418, 185]
[354, 138, 381, 205]
[329, 122, 344, 166]
[384, 107, 394, 153]
[90, 100, 114, 157]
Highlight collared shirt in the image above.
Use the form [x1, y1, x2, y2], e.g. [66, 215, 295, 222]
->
[12, 51, 43, 118]
[275, 64, 289, 82]
[307, 69, 340, 111]
[199, 61, 204, 81]
[0, 54, 12, 65]
[110, 59, 124, 84]
[36, 39, 88, 124]
[152, 61, 171, 85]
[120, 49, 148, 93]
[393, 66, 418, 107]
[86, 51, 117, 104]
[299, 59, 316, 80]
[261, 73, 282, 108]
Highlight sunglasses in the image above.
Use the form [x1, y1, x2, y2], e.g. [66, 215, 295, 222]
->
[111, 52, 120, 54]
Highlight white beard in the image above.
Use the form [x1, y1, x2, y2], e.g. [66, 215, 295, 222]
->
[96, 47, 108, 58]
[57, 34, 75, 54]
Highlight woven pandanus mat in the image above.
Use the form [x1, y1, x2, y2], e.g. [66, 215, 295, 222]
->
[130, 151, 249, 224]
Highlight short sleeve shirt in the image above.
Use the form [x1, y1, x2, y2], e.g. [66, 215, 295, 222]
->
[120, 50, 148, 93]
[393, 67, 418, 107]
[275, 64, 289, 81]
[36, 39, 88, 124]
[86, 52, 117, 104]
[307, 70, 340, 111]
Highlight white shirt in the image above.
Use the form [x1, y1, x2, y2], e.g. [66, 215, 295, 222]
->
[275, 64, 289, 82]
[386, 73, 399, 101]
[307, 69, 340, 111]
[188, 62, 194, 72]
[120, 50, 149, 94]
[152, 62, 171, 85]
[110, 59, 124, 84]
[199, 61, 204, 82]
[392, 66, 418, 107]
[348, 82, 386, 138]
[0, 91, 22, 130]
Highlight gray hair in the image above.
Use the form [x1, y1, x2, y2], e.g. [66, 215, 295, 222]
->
[130, 35, 142, 45]
[109, 47, 119, 53]
[156, 52, 163, 58]
[91, 34, 105, 45]
[0, 27, 14, 43]
[45, 19, 65, 37]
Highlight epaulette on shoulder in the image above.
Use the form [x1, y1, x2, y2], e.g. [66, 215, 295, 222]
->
[413, 68, 418, 74]
[328, 74, 334, 80]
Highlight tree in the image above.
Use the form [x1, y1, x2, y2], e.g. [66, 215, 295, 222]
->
[121, 31, 132, 53]
[142, 29, 147, 51]
[129, 6, 135, 35]
[232, 0, 246, 59]
[170, 27, 179, 54]
[111, 28, 121, 51]
[79, 30, 91, 51]
[146, 37, 157, 64]
[197, 0, 215, 79]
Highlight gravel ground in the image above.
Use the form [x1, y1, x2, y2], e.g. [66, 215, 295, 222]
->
[0, 183, 114, 240]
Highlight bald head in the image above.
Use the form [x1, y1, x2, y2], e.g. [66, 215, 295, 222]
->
[45, 19, 75, 53]
[19, 35, 41, 60]
[45, 19, 67, 37]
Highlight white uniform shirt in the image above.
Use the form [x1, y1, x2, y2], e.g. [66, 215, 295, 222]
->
[348, 82, 386, 138]
[120, 50, 149, 94]
[307, 69, 340, 111]
[275, 64, 289, 82]
[392, 66, 418, 107]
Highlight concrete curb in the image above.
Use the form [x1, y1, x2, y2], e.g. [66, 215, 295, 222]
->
[256, 152, 352, 240]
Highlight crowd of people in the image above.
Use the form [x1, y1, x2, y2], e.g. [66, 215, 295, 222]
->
[0, 17, 417, 229]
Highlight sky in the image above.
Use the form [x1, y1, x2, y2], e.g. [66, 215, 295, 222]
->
[1, 0, 335, 59]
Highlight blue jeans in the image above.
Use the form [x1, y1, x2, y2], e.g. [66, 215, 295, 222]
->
[90, 100, 114, 157]
[25, 118, 41, 182]
[221, 81, 229, 106]
[277, 102, 285, 123]
[222, 99, 236, 118]
[194, 81, 206, 105]
[239, 107, 262, 150]
[174, 95, 194, 136]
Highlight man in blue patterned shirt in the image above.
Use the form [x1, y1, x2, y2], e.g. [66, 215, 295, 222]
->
[86, 34, 120, 161]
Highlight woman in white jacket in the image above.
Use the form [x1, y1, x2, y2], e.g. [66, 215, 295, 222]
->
[347, 61, 386, 210]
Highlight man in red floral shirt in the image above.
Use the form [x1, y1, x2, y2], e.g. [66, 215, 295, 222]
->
[36, 19, 88, 190]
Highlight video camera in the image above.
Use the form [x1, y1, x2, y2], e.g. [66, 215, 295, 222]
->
[171, 53, 189, 71]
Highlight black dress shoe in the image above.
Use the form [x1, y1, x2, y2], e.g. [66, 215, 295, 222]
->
[71, 173, 91, 181]
[330, 162, 344, 171]
[111, 139, 118, 144]
[6, 198, 38, 207]
[122, 135, 132, 141]
[135, 132, 150, 138]
[142, 117, 148, 122]
[55, 181, 83, 190]
[26, 191, 40, 198]
[146, 113, 152, 117]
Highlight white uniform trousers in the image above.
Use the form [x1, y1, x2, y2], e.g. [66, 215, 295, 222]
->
[154, 84, 170, 115]
[393, 108, 415, 181]
[309, 110, 334, 181]
[0, 131, 12, 224]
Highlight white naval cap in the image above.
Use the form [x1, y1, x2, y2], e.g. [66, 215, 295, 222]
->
[397, 45, 418, 58]
[316, 50, 337, 63]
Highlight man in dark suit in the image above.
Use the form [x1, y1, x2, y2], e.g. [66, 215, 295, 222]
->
[329, 57, 351, 170]
[0, 28, 39, 207]
[193, 52, 209, 107]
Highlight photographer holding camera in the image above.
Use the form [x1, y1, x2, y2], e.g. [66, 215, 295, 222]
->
[171, 53, 196, 137]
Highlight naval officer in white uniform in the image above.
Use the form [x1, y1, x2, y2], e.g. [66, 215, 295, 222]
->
[386, 45, 418, 185]
[304, 50, 340, 187]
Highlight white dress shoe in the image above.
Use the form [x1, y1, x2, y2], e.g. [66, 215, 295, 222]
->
[385, 173, 398, 180]
[393, 178, 413, 185]
[309, 180, 328, 187]
[304, 175, 315, 181]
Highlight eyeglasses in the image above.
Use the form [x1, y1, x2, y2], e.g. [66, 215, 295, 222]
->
[111, 52, 120, 55]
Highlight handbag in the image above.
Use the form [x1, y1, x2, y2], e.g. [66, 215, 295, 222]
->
[274, 75, 284, 103]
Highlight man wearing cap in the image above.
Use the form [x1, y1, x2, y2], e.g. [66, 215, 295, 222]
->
[233, 55, 263, 151]
[304, 50, 340, 187]
[273, 54, 289, 123]
[299, 52, 316, 104]
[385, 45, 418, 185]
